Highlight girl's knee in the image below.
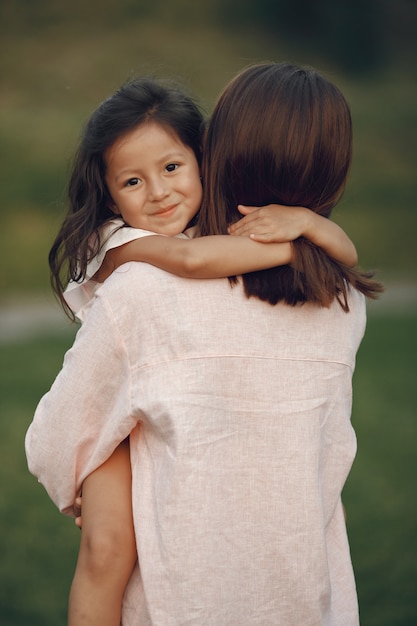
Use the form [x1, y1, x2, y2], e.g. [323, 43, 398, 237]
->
[80, 526, 130, 578]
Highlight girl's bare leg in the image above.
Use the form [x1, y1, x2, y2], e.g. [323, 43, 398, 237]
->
[68, 439, 136, 626]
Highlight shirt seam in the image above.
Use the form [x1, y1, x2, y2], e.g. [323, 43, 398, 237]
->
[104, 296, 134, 417]
[134, 354, 353, 372]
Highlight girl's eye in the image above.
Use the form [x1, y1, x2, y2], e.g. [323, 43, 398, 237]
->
[166, 163, 179, 173]
[126, 178, 140, 187]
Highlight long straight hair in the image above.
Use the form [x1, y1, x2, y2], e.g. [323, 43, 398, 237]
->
[199, 62, 383, 308]
[49, 77, 205, 317]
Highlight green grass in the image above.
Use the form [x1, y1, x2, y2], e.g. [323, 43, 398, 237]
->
[343, 312, 417, 625]
[0, 312, 416, 625]
[0, 331, 78, 626]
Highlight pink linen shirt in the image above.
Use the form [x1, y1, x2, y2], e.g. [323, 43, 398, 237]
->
[26, 261, 366, 625]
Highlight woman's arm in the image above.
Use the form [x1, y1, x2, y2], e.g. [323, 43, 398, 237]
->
[94, 234, 294, 282]
[228, 204, 358, 266]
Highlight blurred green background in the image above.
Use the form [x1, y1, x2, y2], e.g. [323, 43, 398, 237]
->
[0, 0, 416, 624]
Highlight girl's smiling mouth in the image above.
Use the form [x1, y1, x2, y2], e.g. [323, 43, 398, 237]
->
[154, 204, 178, 217]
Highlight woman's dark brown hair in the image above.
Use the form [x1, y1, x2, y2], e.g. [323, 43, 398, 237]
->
[198, 62, 383, 308]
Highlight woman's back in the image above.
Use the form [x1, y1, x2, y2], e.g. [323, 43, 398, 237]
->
[26, 261, 365, 624]
[58, 262, 365, 625]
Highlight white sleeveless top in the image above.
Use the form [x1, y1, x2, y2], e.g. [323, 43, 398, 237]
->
[64, 218, 189, 321]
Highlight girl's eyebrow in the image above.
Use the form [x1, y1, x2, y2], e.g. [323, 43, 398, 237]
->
[156, 149, 189, 162]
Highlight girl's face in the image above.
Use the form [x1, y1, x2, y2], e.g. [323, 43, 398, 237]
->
[105, 122, 202, 236]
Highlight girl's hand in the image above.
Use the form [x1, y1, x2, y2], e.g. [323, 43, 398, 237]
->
[228, 204, 358, 267]
[73, 495, 83, 529]
[228, 204, 312, 243]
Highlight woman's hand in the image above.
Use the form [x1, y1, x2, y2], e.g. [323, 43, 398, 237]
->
[73, 495, 83, 529]
[228, 204, 312, 243]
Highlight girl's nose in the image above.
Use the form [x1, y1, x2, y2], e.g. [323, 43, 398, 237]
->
[148, 178, 169, 201]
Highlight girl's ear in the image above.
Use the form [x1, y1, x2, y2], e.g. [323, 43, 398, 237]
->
[108, 200, 120, 215]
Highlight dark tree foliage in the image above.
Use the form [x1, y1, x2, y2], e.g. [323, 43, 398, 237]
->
[217, 0, 386, 74]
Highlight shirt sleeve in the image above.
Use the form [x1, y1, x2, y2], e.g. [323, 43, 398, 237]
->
[63, 219, 159, 321]
[25, 290, 137, 516]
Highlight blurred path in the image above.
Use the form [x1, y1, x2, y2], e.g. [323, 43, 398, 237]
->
[0, 297, 75, 343]
[361, 282, 417, 316]
[0, 283, 416, 343]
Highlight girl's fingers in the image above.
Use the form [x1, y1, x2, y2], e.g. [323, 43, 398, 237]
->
[229, 216, 262, 236]
[237, 204, 258, 215]
[229, 224, 249, 236]
[249, 233, 274, 242]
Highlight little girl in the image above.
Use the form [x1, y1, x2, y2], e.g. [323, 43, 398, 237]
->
[48, 77, 358, 625]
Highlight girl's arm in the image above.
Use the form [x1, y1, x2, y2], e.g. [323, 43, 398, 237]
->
[94, 203, 357, 282]
[94, 234, 293, 282]
[228, 204, 358, 266]
[68, 439, 136, 626]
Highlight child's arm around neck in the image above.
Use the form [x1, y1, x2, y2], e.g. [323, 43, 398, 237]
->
[95, 233, 293, 282]
[94, 204, 356, 283]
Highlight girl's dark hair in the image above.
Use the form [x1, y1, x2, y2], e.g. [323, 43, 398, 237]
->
[198, 62, 383, 308]
[49, 77, 205, 317]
